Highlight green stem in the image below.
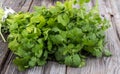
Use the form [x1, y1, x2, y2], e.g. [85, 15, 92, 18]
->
[0, 24, 6, 42]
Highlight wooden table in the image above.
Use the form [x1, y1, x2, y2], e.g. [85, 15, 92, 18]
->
[0, 0, 120, 74]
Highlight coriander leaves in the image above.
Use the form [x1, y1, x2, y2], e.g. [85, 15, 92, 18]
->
[1, 0, 111, 71]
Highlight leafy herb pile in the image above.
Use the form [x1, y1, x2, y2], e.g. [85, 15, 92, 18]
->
[0, 0, 111, 71]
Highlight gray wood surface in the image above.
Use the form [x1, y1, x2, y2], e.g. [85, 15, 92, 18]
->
[0, 0, 9, 71]
[0, 0, 120, 74]
[0, 0, 34, 72]
[67, 0, 120, 74]
[44, 62, 66, 74]
[29, 0, 53, 12]
[0, 38, 8, 72]
[0, 0, 65, 74]
[3, 0, 33, 12]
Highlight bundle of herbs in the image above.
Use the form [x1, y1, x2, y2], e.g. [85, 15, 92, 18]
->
[0, 0, 111, 71]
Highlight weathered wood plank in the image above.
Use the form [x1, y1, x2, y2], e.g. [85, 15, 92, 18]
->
[93, 0, 120, 74]
[93, 1, 120, 74]
[67, 1, 105, 74]
[105, 1, 120, 73]
[1, 51, 43, 74]
[1, 0, 120, 74]
[108, 0, 120, 41]
[53, 0, 64, 5]
[1, 0, 66, 74]
[44, 62, 66, 74]
[20, 0, 33, 12]
[0, 38, 9, 72]
[0, 0, 10, 72]
[0, 0, 38, 74]
[1, 52, 14, 74]
[0, 0, 33, 73]
[0, 0, 5, 4]
[29, 0, 53, 12]
[67, 58, 106, 74]
[26, 67, 44, 74]
[1, 52, 44, 74]
[114, 0, 120, 14]
[3, 0, 33, 12]
[67, 0, 120, 74]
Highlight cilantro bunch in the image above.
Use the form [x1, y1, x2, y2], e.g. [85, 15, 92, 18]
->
[2, 0, 111, 71]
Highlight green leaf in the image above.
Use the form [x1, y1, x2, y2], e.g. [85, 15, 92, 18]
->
[64, 1, 72, 11]
[15, 48, 29, 57]
[42, 28, 51, 40]
[47, 40, 52, 51]
[72, 54, 81, 67]
[79, 59, 86, 67]
[29, 57, 37, 67]
[47, 18, 56, 27]
[64, 56, 72, 66]
[93, 48, 102, 57]
[37, 60, 46, 66]
[43, 50, 48, 60]
[0, 8, 4, 20]
[8, 39, 19, 51]
[104, 49, 112, 57]
[57, 13, 69, 26]
[30, 16, 40, 23]
[26, 25, 35, 33]
[13, 56, 30, 71]
[50, 35, 66, 44]
[79, 0, 90, 5]
[37, 16, 46, 28]
[86, 0, 90, 3]
[32, 44, 43, 58]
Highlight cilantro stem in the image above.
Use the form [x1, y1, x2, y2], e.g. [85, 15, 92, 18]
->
[0, 24, 6, 42]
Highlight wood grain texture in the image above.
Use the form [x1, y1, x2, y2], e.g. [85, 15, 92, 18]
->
[0, 0, 5, 4]
[0, 0, 42, 74]
[44, 62, 66, 74]
[29, 0, 53, 12]
[115, 0, 120, 13]
[0, 0, 33, 73]
[3, 0, 33, 12]
[67, 0, 120, 74]
[1, 0, 120, 74]
[67, 1, 106, 74]
[109, 0, 120, 41]
[1, 52, 44, 74]
[0, 38, 9, 72]
[0, 0, 66, 74]
[0, 0, 9, 72]
[20, 0, 33, 12]
[1, 52, 14, 74]
[99, 1, 120, 74]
